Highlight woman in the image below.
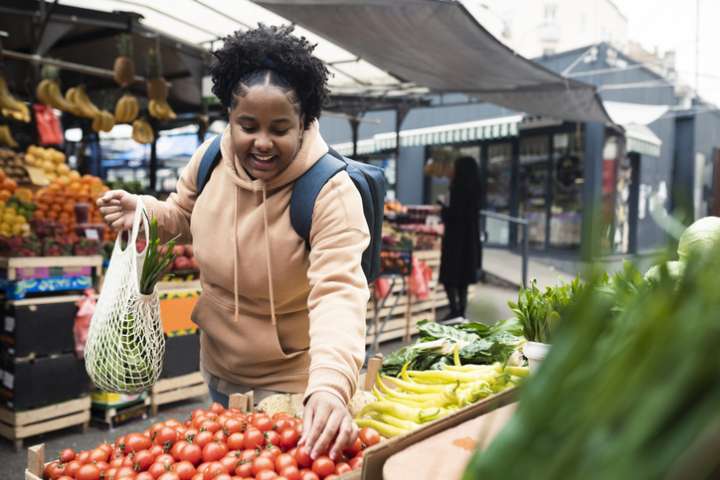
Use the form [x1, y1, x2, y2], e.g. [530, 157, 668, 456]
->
[439, 156, 481, 319]
[97, 25, 368, 460]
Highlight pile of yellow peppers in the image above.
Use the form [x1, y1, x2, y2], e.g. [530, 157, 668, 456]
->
[355, 350, 528, 438]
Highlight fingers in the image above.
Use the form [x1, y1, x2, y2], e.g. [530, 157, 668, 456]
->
[311, 409, 344, 460]
[99, 205, 123, 216]
[96, 190, 127, 207]
[303, 401, 331, 457]
[111, 216, 129, 231]
[330, 415, 355, 461]
[299, 402, 315, 446]
[104, 212, 123, 225]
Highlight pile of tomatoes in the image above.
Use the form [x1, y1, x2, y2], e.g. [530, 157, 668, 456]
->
[42, 402, 381, 480]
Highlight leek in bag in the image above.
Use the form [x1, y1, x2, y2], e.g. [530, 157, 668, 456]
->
[85, 198, 176, 393]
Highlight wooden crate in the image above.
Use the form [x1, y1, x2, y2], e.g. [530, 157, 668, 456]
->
[92, 396, 150, 429]
[151, 372, 208, 416]
[0, 396, 90, 451]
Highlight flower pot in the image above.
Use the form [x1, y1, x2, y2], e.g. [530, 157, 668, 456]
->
[523, 341, 550, 372]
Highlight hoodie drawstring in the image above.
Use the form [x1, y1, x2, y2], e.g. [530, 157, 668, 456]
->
[262, 184, 277, 326]
[233, 188, 239, 323]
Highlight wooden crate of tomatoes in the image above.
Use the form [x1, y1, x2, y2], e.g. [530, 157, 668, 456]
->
[27, 397, 381, 480]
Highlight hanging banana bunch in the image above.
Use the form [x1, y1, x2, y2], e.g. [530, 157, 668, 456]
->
[132, 118, 154, 144]
[146, 47, 176, 122]
[114, 94, 139, 123]
[91, 111, 116, 133]
[65, 85, 101, 119]
[0, 75, 31, 123]
[36, 78, 79, 114]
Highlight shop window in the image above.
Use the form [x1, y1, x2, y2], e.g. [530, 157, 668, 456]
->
[425, 145, 480, 205]
[485, 143, 512, 245]
[550, 131, 583, 248]
[365, 154, 397, 200]
[519, 135, 550, 248]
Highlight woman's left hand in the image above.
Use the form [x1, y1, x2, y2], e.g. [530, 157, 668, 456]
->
[299, 391, 359, 461]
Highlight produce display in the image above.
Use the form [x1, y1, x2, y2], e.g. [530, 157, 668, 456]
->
[0, 74, 31, 123]
[41, 401, 376, 480]
[356, 361, 526, 438]
[381, 319, 524, 376]
[25, 145, 72, 183]
[462, 237, 720, 479]
[0, 148, 30, 182]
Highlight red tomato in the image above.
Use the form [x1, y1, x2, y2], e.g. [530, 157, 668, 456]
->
[56, 476, 74, 480]
[240, 450, 258, 463]
[134, 450, 156, 472]
[293, 446, 313, 469]
[149, 462, 170, 478]
[334, 462, 352, 475]
[219, 455, 239, 473]
[215, 431, 228, 444]
[223, 418, 245, 435]
[110, 457, 125, 469]
[203, 462, 226, 480]
[157, 473, 181, 480]
[194, 431, 214, 448]
[265, 430, 281, 447]
[122, 456, 136, 468]
[179, 444, 203, 466]
[171, 461, 197, 480]
[234, 462, 253, 478]
[264, 446, 282, 459]
[77, 450, 92, 464]
[299, 471, 319, 480]
[45, 461, 66, 480]
[156, 454, 176, 467]
[197, 463, 210, 474]
[171, 441, 190, 461]
[324, 475, 339, 480]
[348, 456, 362, 470]
[59, 448, 76, 463]
[279, 465, 301, 480]
[150, 445, 165, 458]
[275, 453, 297, 471]
[278, 429, 300, 450]
[165, 419, 183, 429]
[137, 473, 155, 480]
[210, 402, 225, 415]
[252, 415, 273, 432]
[342, 438, 363, 458]
[201, 420, 222, 433]
[64, 460, 82, 478]
[150, 422, 166, 439]
[202, 442, 228, 463]
[115, 466, 136, 478]
[213, 475, 232, 480]
[191, 474, 204, 480]
[358, 428, 381, 447]
[256, 471, 278, 480]
[252, 456, 276, 476]
[311, 457, 335, 478]
[243, 428, 265, 450]
[127, 433, 153, 453]
[105, 467, 118, 480]
[76, 464, 101, 480]
[226, 432, 244, 451]
[90, 447, 111, 463]
[156, 427, 180, 448]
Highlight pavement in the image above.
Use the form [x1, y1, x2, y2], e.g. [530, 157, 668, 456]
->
[482, 247, 574, 289]
[1, 281, 519, 480]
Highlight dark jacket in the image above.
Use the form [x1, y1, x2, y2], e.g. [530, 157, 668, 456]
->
[439, 186, 480, 287]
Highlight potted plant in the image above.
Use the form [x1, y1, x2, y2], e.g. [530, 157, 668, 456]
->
[509, 278, 581, 371]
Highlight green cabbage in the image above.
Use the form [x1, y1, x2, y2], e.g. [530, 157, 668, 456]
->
[644, 261, 685, 283]
[677, 216, 720, 261]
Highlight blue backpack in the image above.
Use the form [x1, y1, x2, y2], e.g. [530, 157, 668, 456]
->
[195, 135, 386, 282]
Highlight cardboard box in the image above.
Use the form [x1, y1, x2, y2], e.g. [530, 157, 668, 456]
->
[1, 295, 80, 357]
[161, 332, 200, 379]
[0, 352, 91, 410]
[383, 403, 517, 480]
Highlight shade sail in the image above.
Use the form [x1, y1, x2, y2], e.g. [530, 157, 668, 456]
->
[254, 0, 613, 123]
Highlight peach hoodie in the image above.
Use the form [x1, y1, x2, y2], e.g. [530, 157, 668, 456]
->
[142, 122, 369, 404]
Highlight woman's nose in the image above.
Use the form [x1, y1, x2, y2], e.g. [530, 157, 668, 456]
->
[254, 133, 273, 152]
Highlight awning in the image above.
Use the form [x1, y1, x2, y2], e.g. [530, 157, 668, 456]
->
[331, 115, 521, 155]
[254, 0, 613, 124]
[604, 101, 667, 157]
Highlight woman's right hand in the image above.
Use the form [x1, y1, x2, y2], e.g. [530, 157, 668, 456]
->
[96, 190, 138, 231]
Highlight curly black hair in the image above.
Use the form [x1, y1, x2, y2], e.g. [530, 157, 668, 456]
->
[210, 24, 329, 130]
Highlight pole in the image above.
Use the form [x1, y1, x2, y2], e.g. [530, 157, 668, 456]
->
[522, 222, 529, 288]
[695, 0, 700, 98]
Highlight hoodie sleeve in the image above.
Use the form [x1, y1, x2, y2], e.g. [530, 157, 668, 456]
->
[303, 171, 370, 405]
[140, 137, 213, 244]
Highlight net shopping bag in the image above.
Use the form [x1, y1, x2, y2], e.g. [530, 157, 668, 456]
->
[84, 197, 164, 393]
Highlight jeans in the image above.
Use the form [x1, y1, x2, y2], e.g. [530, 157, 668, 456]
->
[207, 383, 229, 408]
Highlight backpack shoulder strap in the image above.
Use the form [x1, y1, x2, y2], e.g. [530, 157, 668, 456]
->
[196, 135, 223, 195]
[290, 152, 347, 247]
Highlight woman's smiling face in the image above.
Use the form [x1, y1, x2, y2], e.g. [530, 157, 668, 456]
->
[229, 82, 304, 181]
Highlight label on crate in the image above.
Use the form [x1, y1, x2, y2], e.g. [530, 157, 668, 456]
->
[85, 229, 100, 241]
[2, 371, 13, 390]
[3, 316, 14, 333]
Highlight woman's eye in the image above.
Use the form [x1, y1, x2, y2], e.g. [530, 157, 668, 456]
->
[240, 125, 257, 133]
[272, 129, 289, 136]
